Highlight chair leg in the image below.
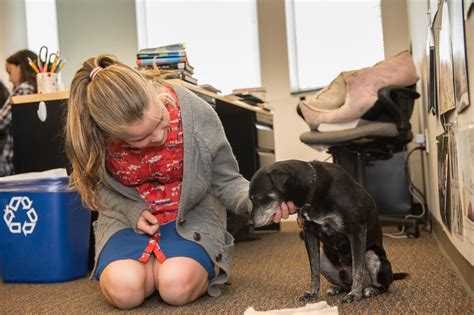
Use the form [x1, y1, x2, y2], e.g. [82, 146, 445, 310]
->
[355, 151, 367, 187]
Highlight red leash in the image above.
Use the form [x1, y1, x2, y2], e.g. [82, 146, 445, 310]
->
[138, 233, 167, 264]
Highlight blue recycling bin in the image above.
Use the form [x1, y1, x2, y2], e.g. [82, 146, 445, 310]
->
[0, 177, 91, 283]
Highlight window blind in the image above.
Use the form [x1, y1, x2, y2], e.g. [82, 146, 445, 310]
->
[136, 0, 261, 95]
[285, 0, 385, 93]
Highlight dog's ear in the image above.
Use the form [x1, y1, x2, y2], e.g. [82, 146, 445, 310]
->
[270, 168, 289, 192]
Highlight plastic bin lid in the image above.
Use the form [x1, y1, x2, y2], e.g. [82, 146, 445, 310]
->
[0, 168, 70, 192]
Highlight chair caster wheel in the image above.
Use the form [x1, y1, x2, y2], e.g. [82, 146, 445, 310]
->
[406, 225, 420, 238]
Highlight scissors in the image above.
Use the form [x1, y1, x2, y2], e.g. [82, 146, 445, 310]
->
[38, 46, 58, 72]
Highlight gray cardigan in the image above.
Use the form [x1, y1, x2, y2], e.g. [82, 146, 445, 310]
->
[91, 85, 252, 297]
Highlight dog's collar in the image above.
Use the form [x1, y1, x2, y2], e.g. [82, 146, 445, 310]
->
[298, 162, 317, 221]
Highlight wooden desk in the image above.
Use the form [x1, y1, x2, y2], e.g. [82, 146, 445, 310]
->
[167, 79, 272, 115]
[12, 91, 69, 104]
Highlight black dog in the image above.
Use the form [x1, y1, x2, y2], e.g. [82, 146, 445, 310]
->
[249, 160, 407, 303]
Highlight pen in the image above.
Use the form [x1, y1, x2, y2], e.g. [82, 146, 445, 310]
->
[56, 58, 67, 73]
[43, 58, 49, 73]
[27, 57, 40, 74]
[37, 55, 43, 73]
[55, 60, 62, 73]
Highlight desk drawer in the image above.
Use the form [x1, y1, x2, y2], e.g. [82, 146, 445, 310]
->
[256, 123, 274, 150]
[256, 112, 273, 125]
[258, 150, 276, 168]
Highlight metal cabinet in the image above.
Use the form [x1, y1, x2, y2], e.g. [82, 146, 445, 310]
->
[214, 99, 275, 181]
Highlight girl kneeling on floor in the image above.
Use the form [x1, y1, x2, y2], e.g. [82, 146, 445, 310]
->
[65, 55, 294, 309]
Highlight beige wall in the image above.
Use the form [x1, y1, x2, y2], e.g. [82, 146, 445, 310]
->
[381, 0, 411, 58]
[56, 0, 138, 88]
[0, 0, 28, 91]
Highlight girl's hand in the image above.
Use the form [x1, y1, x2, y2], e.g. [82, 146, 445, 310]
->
[271, 201, 297, 224]
[137, 210, 160, 236]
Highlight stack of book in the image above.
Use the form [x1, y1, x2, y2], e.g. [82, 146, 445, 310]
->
[229, 87, 272, 111]
[136, 43, 198, 85]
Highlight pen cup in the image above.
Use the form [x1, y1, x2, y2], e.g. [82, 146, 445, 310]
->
[36, 73, 59, 94]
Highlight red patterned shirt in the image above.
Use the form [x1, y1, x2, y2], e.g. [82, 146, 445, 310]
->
[106, 87, 183, 225]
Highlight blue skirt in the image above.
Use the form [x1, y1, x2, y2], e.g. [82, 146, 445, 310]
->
[95, 221, 215, 279]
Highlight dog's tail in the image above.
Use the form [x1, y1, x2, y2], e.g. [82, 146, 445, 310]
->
[393, 272, 409, 280]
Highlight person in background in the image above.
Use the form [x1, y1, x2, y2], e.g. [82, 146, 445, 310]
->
[0, 80, 9, 109]
[65, 54, 295, 309]
[0, 50, 38, 176]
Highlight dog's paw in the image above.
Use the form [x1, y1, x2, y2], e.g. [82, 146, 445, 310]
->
[326, 286, 343, 296]
[363, 286, 381, 298]
[298, 290, 318, 301]
[341, 292, 362, 304]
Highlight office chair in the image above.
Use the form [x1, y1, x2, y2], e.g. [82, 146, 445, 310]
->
[299, 85, 423, 238]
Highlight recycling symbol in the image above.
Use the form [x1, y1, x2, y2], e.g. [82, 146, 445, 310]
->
[3, 196, 38, 236]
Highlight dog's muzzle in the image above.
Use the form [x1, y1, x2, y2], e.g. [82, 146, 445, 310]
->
[250, 205, 278, 228]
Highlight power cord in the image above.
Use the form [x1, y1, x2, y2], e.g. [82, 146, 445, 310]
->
[383, 145, 430, 238]
[405, 145, 432, 233]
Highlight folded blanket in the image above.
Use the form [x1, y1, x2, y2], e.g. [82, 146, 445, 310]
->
[299, 50, 419, 130]
[304, 70, 357, 111]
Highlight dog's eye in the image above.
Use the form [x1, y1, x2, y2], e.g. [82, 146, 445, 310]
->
[256, 194, 271, 203]
[265, 193, 276, 200]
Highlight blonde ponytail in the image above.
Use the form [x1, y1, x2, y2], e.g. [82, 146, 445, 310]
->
[65, 55, 168, 211]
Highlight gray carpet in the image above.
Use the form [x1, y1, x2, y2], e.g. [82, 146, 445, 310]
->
[1, 223, 473, 314]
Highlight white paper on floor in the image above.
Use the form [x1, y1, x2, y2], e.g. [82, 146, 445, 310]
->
[244, 301, 338, 315]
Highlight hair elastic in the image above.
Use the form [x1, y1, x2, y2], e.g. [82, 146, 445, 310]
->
[90, 67, 103, 80]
